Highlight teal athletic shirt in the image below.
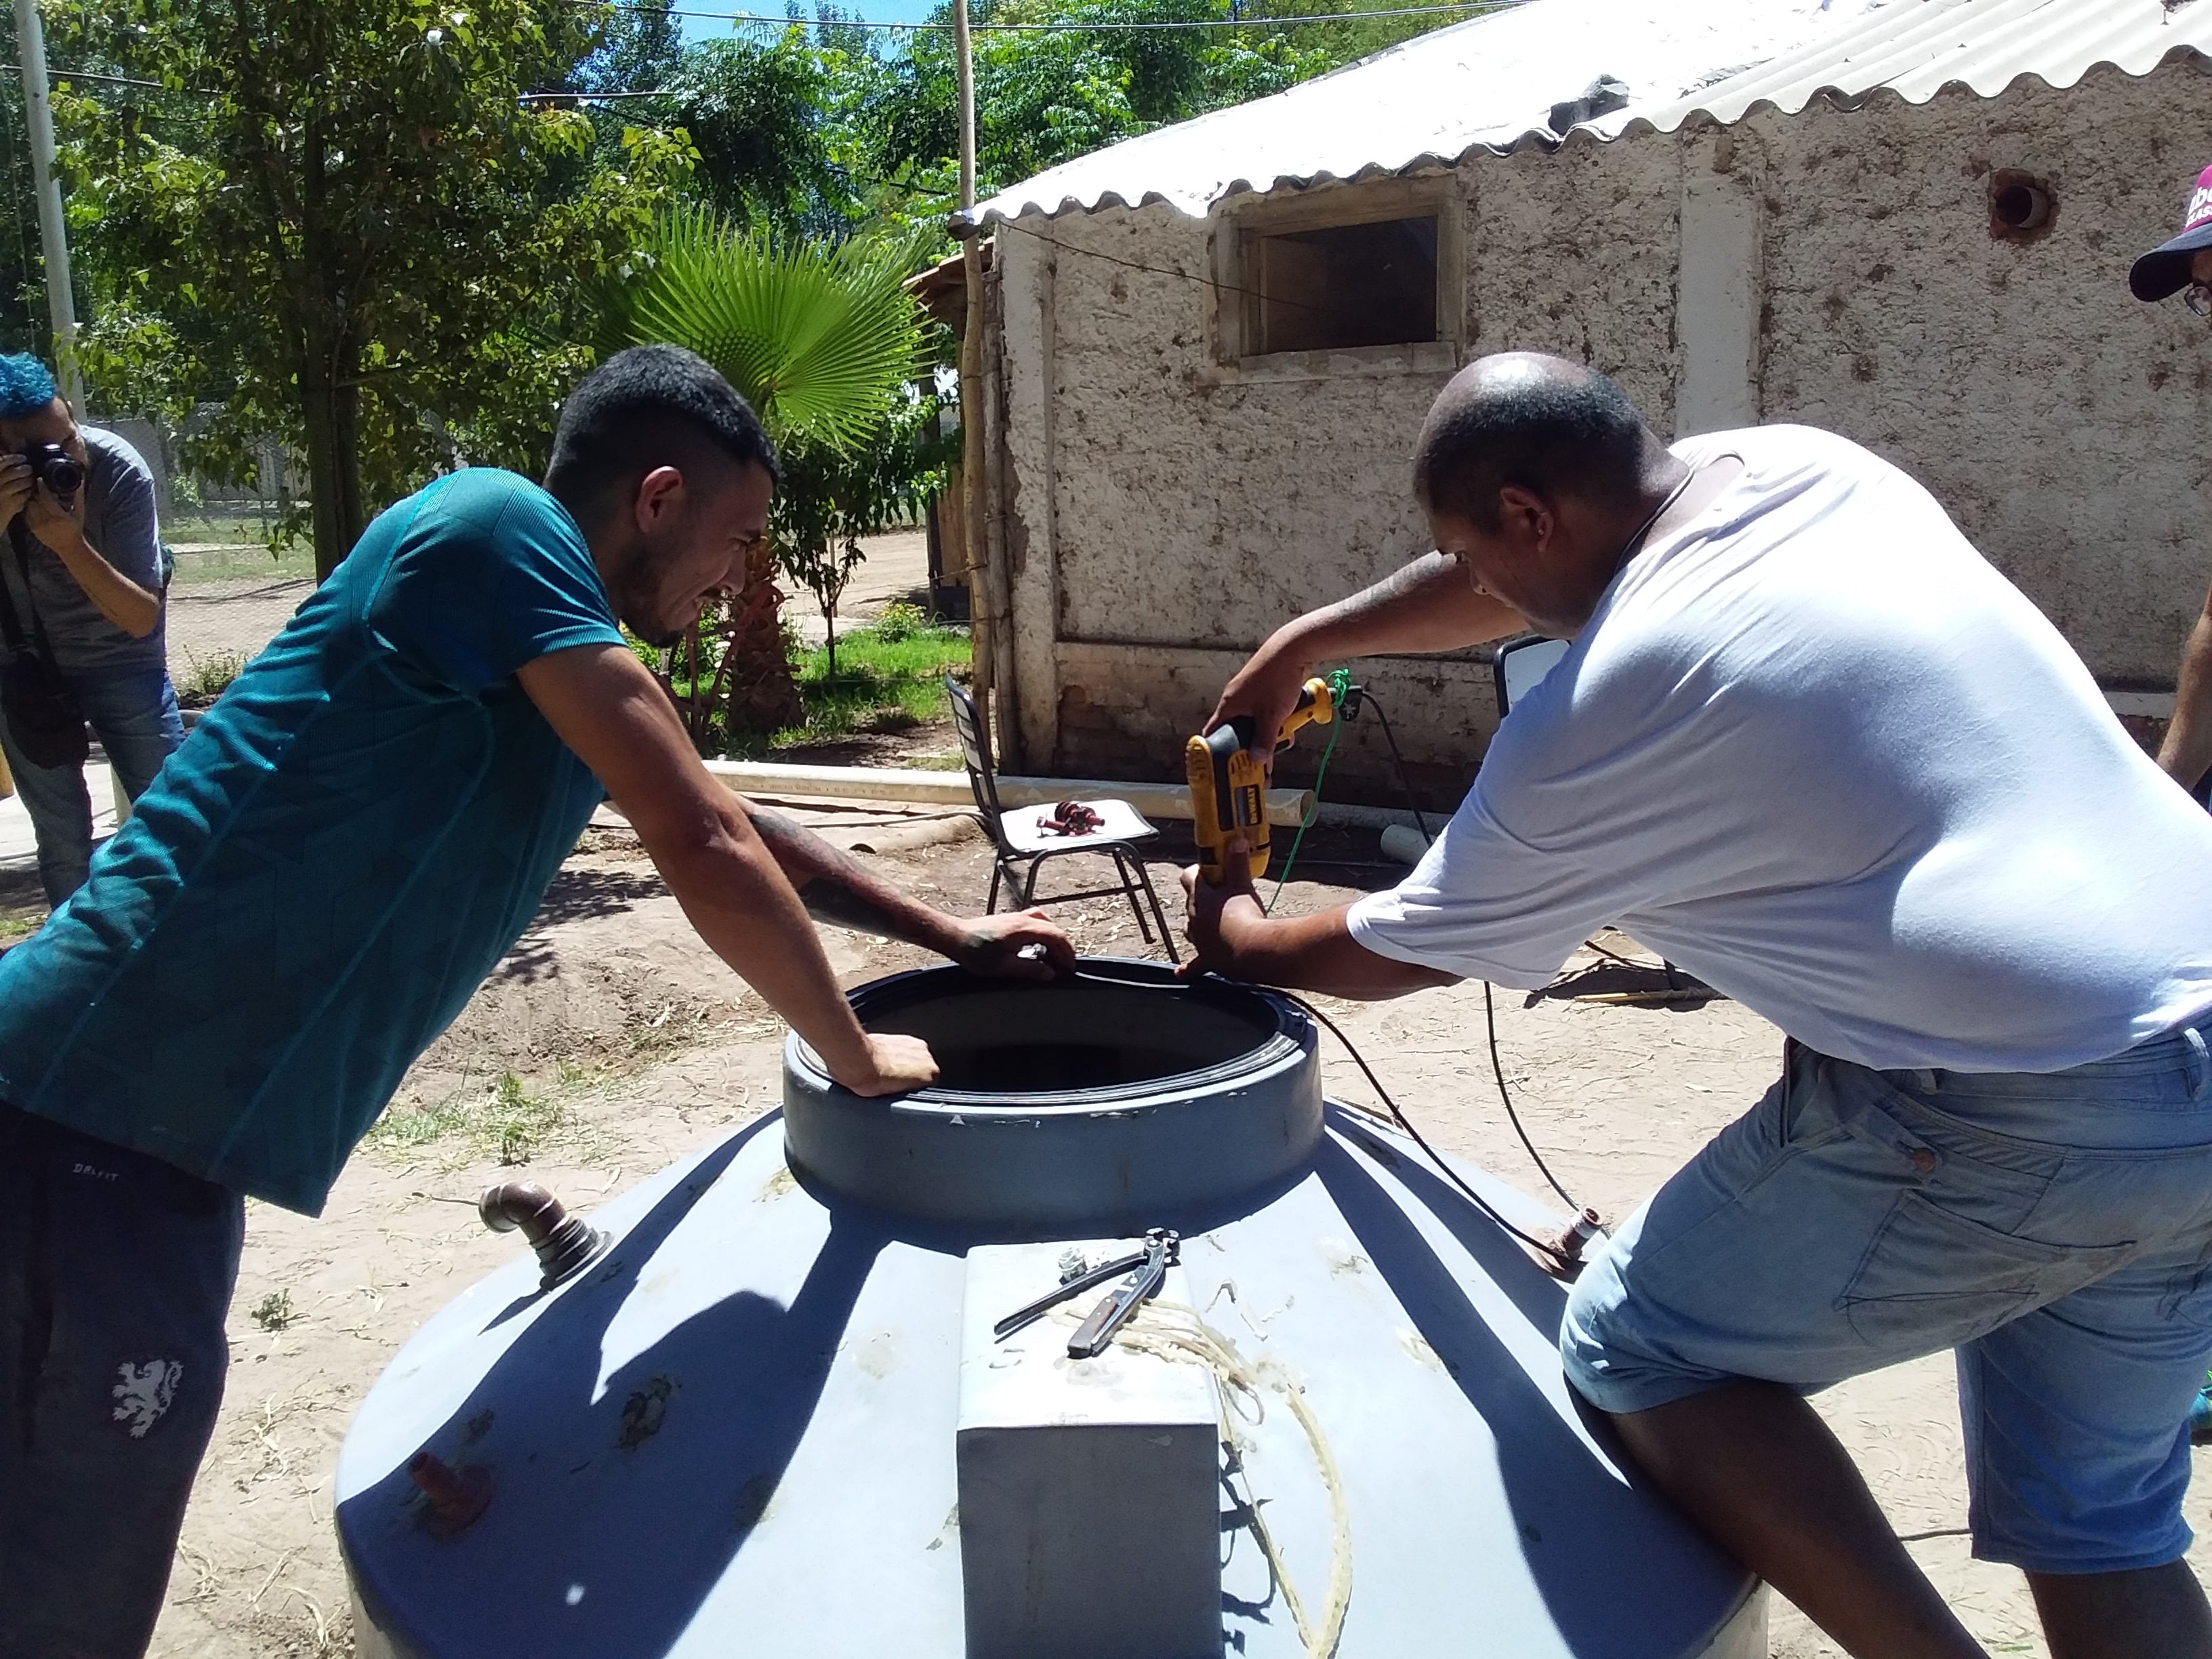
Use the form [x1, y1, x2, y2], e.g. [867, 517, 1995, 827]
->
[0, 469, 626, 1214]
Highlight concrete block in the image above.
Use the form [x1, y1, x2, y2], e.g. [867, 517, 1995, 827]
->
[957, 1242, 1221, 1659]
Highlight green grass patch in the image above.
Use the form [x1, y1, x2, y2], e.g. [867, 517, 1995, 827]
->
[365, 1070, 575, 1167]
[719, 620, 972, 758]
[251, 1289, 295, 1332]
[176, 648, 248, 705]
[166, 528, 315, 585]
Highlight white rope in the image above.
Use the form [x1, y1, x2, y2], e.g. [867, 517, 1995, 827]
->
[1054, 1298, 1353, 1657]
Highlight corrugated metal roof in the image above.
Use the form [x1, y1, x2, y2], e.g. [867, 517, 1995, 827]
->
[966, 0, 2212, 226]
[1599, 0, 2212, 138]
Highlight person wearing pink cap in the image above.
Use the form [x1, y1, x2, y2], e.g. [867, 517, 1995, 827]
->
[2132, 162, 2212, 802]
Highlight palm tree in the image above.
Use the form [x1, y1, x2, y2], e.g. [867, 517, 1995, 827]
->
[595, 208, 935, 738]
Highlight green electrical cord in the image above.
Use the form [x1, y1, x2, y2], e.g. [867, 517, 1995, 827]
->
[1265, 667, 1353, 914]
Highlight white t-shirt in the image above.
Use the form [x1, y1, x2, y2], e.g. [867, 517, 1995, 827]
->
[1347, 425, 2212, 1073]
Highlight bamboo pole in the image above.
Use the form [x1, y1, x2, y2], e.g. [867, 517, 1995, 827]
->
[953, 0, 997, 764]
[960, 239, 991, 743]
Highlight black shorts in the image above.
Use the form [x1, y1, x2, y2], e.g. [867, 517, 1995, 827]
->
[0, 1101, 243, 1659]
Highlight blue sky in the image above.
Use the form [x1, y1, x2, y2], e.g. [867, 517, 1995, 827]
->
[678, 0, 944, 39]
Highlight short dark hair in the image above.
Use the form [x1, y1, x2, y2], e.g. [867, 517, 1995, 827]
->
[1414, 360, 1656, 531]
[544, 344, 779, 522]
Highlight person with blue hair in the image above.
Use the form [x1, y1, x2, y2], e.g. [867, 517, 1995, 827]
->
[0, 351, 53, 413]
[0, 350, 181, 905]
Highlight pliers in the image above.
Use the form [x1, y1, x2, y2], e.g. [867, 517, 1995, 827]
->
[992, 1228, 1180, 1357]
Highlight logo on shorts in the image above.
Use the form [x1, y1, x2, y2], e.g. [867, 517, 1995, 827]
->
[111, 1359, 183, 1438]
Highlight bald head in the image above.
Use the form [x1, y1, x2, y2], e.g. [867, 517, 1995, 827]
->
[1414, 352, 1668, 531]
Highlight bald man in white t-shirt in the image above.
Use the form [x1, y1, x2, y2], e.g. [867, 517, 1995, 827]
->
[1189, 353, 2212, 1659]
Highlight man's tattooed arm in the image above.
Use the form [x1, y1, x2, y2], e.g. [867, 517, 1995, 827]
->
[745, 802, 963, 951]
[741, 800, 1078, 979]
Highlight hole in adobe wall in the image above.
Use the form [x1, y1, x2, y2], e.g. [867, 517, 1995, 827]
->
[1988, 171, 2056, 243]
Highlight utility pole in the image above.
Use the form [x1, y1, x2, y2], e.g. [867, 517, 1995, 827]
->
[953, 0, 976, 215]
[954, 0, 995, 758]
[13, 0, 82, 406]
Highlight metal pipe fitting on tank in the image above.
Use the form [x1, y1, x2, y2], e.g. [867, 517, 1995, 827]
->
[478, 1181, 607, 1290]
[1551, 1207, 1605, 1265]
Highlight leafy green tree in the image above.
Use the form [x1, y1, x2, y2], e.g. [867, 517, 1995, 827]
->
[1236, 0, 1497, 75]
[52, 0, 695, 576]
[596, 207, 937, 733]
[867, 0, 1332, 211]
[0, 79, 52, 358]
[580, 0, 683, 91]
[776, 391, 951, 674]
[655, 36, 864, 234]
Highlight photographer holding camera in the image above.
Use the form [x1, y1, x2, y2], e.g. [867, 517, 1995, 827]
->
[0, 352, 180, 906]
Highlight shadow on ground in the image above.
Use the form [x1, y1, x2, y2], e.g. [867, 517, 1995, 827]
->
[1523, 960, 1721, 1010]
[494, 864, 670, 984]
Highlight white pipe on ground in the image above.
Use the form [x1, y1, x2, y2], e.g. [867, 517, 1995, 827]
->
[703, 760, 1313, 828]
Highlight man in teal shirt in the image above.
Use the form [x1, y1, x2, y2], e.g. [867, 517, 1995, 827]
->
[0, 346, 1067, 1658]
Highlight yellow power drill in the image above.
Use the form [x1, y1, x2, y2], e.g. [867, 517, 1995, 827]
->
[1187, 676, 1337, 884]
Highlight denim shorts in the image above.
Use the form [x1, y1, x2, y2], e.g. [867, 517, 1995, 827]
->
[1561, 1018, 2212, 1575]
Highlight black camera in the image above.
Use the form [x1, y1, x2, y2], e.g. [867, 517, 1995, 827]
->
[21, 441, 83, 502]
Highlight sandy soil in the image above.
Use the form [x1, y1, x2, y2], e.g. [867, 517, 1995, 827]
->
[165, 576, 316, 684]
[783, 527, 935, 648]
[133, 815, 2212, 1658]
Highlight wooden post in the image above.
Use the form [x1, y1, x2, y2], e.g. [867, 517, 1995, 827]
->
[953, 0, 997, 763]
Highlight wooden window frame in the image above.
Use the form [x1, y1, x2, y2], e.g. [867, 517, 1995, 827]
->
[1208, 176, 1465, 382]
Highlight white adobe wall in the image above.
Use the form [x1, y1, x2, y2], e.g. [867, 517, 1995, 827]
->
[994, 58, 2212, 797]
[1744, 62, 2212, 687]
[996, 201, 1451, 795]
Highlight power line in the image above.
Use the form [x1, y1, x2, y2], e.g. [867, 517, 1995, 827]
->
[5, 0, 1507, 113]
[520, 87, 680, 99]
[0, 62, 180, 91]
[990, 214, 1350, 316]
[7, 0, 1509, 113]
[564, 0, 1499, 33]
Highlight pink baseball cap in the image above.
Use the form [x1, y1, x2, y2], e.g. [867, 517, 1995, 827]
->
[2131, 161, 2212, 300]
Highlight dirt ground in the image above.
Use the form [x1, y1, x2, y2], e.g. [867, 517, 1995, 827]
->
[127, 802, 2212, 1659]
[159, 527, 936, 689]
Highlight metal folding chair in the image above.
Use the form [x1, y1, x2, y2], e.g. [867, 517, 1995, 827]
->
[944, 677, 1179, 963]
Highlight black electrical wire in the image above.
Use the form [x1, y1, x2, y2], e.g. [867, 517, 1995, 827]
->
[1280, 987, 1578, 1267]
[558, 0, 1517, 33]
[1068, 963, 1577, 1266]
[988, 216, 1343, 316]
[1348, 685, 1584, 1209]
[1482, 980, 1578, 1211]
[1063, 663, 1599, 1260]
[1355, 689, 1430, 843]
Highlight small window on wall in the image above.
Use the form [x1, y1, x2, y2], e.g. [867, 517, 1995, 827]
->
[1242, 215, 1441, 356]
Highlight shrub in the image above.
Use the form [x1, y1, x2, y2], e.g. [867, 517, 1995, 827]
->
[874, 600, 926, 642]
